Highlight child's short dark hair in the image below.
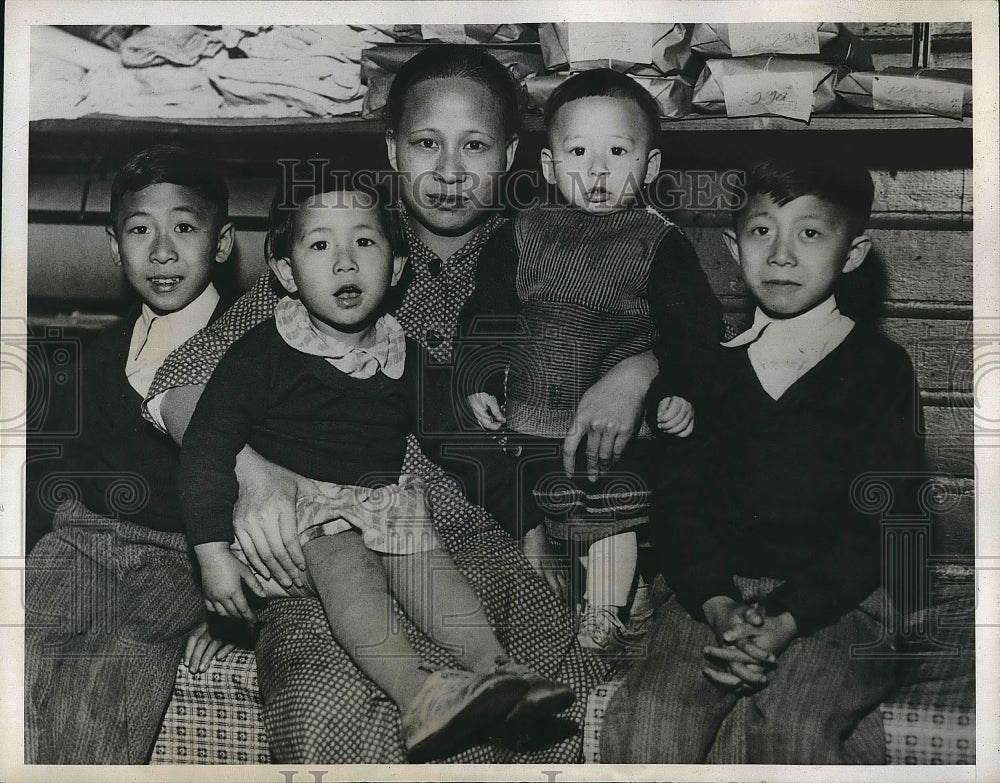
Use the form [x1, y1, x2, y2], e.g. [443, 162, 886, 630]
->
[386, 44, 521, 142]
[109, 144, 228, 231]
[544, 69, 661, 143]
[265, 168, 406, 262]
[740, 155, 875, 237]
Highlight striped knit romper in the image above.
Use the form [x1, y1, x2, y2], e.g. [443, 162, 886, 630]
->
[502, 203, 684, 543]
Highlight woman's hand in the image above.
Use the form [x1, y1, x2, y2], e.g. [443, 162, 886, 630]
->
[562, 351, 658, 481]
[232, 445, 308, 590]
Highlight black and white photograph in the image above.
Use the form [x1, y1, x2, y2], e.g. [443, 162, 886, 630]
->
[2, 1, 997, 780]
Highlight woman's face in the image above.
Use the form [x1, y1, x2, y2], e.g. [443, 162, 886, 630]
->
[387, 77, 517, 242]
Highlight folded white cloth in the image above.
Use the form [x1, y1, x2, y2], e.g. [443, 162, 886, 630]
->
[29, 57, 89, 119]
[80, 61, 224, 118]
[32, 25, 120, 70]
[120, 25, 250, 67]
[206, 54, 365, 117]
[236, 25, 390, 60]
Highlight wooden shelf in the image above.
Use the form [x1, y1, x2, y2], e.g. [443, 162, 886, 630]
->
[30, 111, 973, 136]
[30, 115, 388, 136]
[652, 113, 971, 132]
[27, 108, 973, 175]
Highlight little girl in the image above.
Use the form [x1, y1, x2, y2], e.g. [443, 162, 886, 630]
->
[178, 178, 573, 762]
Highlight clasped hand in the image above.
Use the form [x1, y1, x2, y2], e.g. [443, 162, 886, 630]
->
[701, 596, 797, 693]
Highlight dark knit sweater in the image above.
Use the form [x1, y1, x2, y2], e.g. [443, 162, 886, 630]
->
[456, 203, 723, 437]
[66, 299, 229, 534]
[654, 326, 925, 636]
[179, 320, 449, 546]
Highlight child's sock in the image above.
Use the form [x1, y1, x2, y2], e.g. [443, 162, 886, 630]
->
[384, 547, 506, 675]
[583, 532, 637, 608]
[304, 533, 426, 708]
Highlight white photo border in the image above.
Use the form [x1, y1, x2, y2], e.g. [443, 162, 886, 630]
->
[3, 2, 997, 782]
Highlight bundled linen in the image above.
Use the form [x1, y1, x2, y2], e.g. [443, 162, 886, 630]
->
[30, 58, 92, 120]
[689, 23, 872, 70]
[30, 56, 225, 120]
[691, 57, 840, 115]
[205, 26, 391, 117]
[82, 63, 226, 118]
[836, 67, 972, 118]
[56, 25, 145, 52]
[372, 24, 538, 44]
[630, 74, 696, 119]
[525, 72, 695, 119]
[29, 24, 392, 120]
[538, 23, 698, 76]
[119, 26, 252, 67]
[237, 25, 391, 61]
[205, 55, 365, 117]
[361, 44, 545, 118]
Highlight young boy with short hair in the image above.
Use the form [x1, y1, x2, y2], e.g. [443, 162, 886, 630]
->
[457, 69, 722, 651]
[25, 145, 236, 763]
[602, 156, 925, 764]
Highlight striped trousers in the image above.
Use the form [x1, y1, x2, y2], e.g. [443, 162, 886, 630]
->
[601, 582, 896, 764]
[24, 502, 204, 764]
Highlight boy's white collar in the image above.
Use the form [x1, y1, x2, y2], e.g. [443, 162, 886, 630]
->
[138, 284, 219, 333]
[722, 295, 845, 348]
[722, 296, 855, 400]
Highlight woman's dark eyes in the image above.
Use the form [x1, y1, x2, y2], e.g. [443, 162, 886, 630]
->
[175, 223, 195, 233]
[356, 238, 375, 247]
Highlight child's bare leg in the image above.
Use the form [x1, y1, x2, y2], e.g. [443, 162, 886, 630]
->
[303, 531, 426, 708]
[383, 544, 505, 675]
[585, 532, 637, 608]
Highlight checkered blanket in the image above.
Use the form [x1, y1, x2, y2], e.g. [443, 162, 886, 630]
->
[152, 650, 269, 765]
[149, 566, 975, 765]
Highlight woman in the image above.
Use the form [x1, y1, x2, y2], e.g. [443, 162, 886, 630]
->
[146, 45, 657, 763]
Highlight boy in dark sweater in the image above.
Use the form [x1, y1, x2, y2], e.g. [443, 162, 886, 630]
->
[457, 69, 722, 651]
[602, 157, 924, 763]
[24, 146, 237, 763]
